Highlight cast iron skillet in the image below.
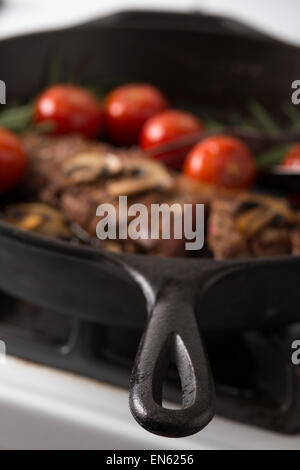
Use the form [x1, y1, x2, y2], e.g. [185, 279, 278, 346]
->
[1, 10, 300, 438]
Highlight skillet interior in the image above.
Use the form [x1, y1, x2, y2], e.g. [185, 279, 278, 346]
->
[1, 22, 300, 120]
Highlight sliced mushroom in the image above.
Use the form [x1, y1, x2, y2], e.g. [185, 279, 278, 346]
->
[107, 160, 174, 197]
[236, 194, 296, 238]
[236, 206, 275, 238]
[3, 203, 72, 239]
[236, 194, 295, 222]
[103, 241, 123, 253]
[250, 227, 291, 257]
[262, 196, 295, 225]
[62, 152, 122, 184]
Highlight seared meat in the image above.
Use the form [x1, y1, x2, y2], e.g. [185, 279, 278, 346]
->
[21, 133, 113, 204]
[20, 133, 300, 259]
[61, 174, 211, 256]
[207, 198, 250, 259]
[22, 133, 176, 199]
[208, 193, 296, 259]
[21, 133, 212, 256]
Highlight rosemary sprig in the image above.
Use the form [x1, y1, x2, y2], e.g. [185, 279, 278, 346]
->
[0, 103, 33, 132]
[248, 101, 281, 136]
[256, 144, 290, 168]
[203, 118, 226, 132]
[283, 103, 300, 129]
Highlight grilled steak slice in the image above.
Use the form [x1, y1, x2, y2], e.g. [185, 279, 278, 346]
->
[21, 133, 177, 201]
[21, 133, 112, 204]
[61, 174, 211, 256]
[24, 133, 299, 259]
[208, 198, 250, 259]
[208, 193, 296, 259]
[21, 133, 212, 256]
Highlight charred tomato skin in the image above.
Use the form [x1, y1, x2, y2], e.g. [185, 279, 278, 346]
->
[34, 84, 104, 138]
[140, 109, 204, 169]
[104, 83, 168, 146]
[184, 135, 256, 189]
[0, 128, 27, 192]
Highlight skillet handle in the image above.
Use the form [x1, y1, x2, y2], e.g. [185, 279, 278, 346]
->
[129, 282, 215, 438]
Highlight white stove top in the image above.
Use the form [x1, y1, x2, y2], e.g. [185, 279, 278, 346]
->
[0, 357, 299, 450]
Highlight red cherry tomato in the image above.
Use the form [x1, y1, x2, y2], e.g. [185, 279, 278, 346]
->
[282, 144, 300, 170]
[105, 83, 168, 145]
[34, 84, 104, 138]
[140, 109, 204, 169]
[0, 128, 27, 192]
[184, 135, 256, 189]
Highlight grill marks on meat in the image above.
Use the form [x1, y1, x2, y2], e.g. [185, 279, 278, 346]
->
[208, 193, 299, 259]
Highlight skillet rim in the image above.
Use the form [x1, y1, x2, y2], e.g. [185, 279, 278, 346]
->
[1, 217, 300, 271]
[0, 13, 299, 49]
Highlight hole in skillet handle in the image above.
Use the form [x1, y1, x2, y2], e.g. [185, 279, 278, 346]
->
[129, 282, 215, 438]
